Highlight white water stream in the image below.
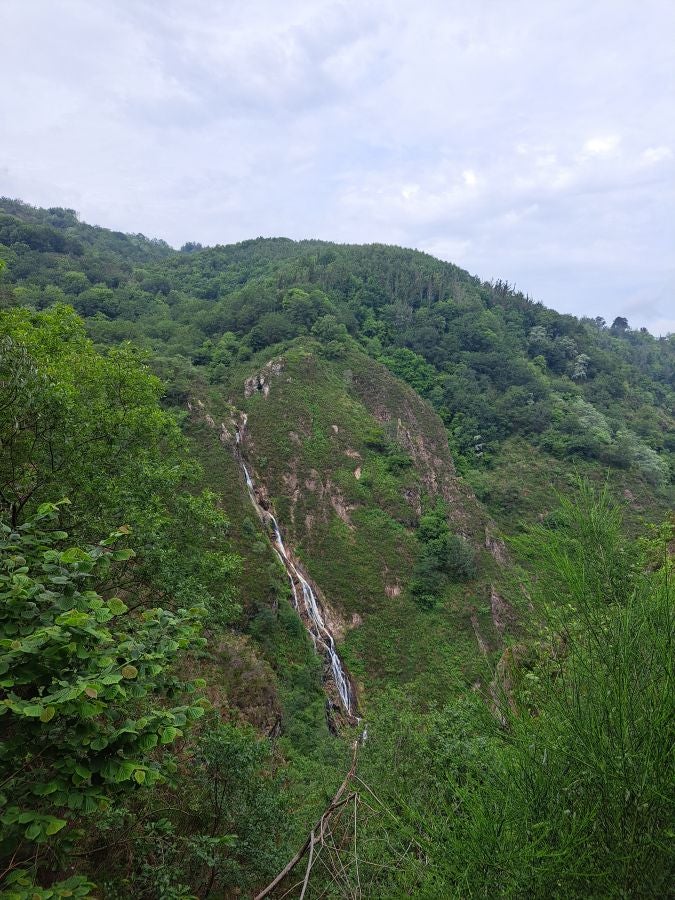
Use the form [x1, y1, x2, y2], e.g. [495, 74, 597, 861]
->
[236, 421, 355, 716]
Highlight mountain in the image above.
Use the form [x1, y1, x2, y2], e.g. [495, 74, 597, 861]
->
[0, 198, 672, 898]
[2, 198, 672, 498]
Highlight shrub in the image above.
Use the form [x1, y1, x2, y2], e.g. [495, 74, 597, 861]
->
[0, 503, 205, 891]
[411, 501, 477, 608]
[444, 533, 477, 580]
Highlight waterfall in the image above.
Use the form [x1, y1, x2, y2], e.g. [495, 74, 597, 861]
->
[235, 421, 355, 717]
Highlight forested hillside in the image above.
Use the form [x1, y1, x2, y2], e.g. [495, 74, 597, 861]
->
[0, 199, 672, 898]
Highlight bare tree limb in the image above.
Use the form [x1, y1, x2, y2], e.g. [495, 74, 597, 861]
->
[299, 830, 314, 900]
[254, 742, 358, 900]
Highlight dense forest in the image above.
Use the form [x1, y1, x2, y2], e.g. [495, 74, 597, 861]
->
[0, 199, 672, 898]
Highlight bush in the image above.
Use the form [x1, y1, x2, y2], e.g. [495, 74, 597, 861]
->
[330, 487, 675, 898]
[411, 501, 477, 608]
[444, 533, 477, 580]
[0, 503, 205, 891]
[108, 724, 288, 898]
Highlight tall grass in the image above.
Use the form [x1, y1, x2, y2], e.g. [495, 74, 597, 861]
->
[341, 484, 673, 898]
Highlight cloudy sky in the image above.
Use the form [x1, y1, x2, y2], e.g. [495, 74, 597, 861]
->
[2, 0, 674, 332]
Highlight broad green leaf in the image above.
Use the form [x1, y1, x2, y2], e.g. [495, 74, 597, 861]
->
[160, 726, 179, 744]
[60, 547, 90, 564]
[45, 817, 67, 835]
[24, 821, 42, 840]
[107, 597, 128, 615]
[111, 548, 135, 561]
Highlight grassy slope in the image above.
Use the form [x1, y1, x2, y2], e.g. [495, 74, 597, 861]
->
[182, 413, 334, 742]
[181, 409, 349, 843]
[470, 436, 674, 538]
[203, 339, 509, 712]
[176, 343, 671, 831]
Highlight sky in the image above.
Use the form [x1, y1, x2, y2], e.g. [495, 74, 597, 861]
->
[2, 0, 674, 333]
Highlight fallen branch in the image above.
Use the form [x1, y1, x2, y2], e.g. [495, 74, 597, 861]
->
[298, 830, 314, 900]
[254, 742, 358, 900]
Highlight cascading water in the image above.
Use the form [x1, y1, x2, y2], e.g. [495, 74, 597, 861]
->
[236, 417, 355, 717]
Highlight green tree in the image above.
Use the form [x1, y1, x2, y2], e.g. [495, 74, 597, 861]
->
[0, 503, 205, 892]
[61, 271, 89, 295]
[248, 311, 295, 351]
[311, 314, 350, 357]
[411, 501, 476, 607]
[0, 303, 241, 633]
[282, 287, 330, 330]
[0, 305, 172, 529]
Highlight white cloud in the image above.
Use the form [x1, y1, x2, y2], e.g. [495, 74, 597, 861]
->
[641, 145, 673, 165]
[583, 135, 621, 157]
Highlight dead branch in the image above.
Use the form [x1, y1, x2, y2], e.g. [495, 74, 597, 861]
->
[254, 742, 358, 900]
[298, 830, 314, 900]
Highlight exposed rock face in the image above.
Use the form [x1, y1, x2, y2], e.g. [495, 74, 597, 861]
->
[331, 495, 354, 527]
[485, 527, 509, 566]
[289, 469, 356, 528]
[282, 469, 301, 524]
[490, 586, 516, 635]
[233, 351, 511, 636]
[239, 455, 358, 721]
[403, 486, 422, 517]
[185, 394, 240, 448]
[244, 357, 285, 398]
[349, 358, 487, 540]
[394, 416, 452, 496]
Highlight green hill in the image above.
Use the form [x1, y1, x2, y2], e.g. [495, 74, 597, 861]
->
[0, 198, 672, 898]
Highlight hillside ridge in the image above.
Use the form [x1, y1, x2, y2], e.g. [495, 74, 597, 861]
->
[1, 196, 673, 898]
